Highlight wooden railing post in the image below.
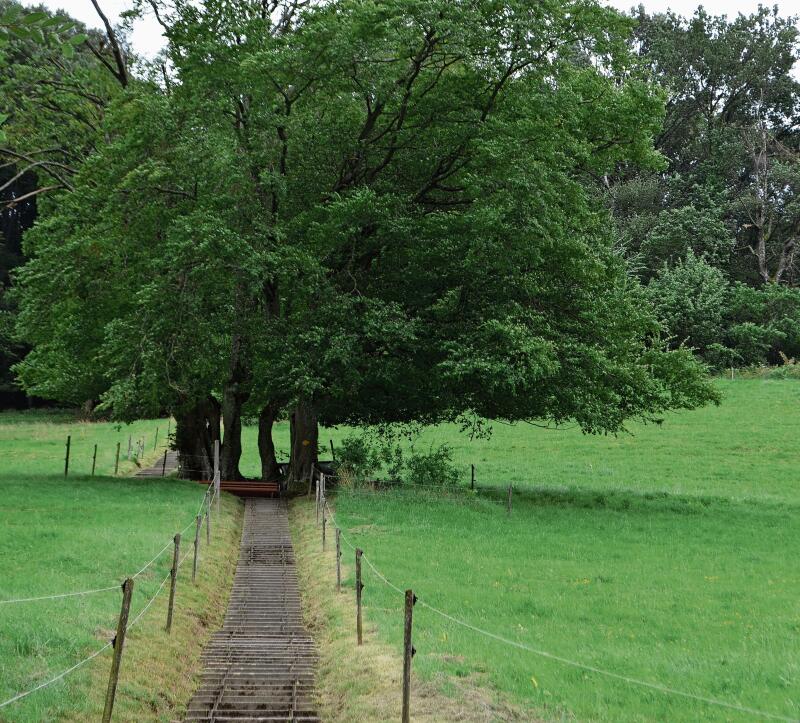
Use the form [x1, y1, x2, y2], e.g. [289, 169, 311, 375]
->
[153, 427, 159, 451]
[335, 528, 341, 593]
[356, 548, 363, 645]
[114, 442, 120, 476]
[126, 435, 132, 460]
[166, 534, 180, 632]
[91, 444, 98, 476]
[213, 439, 220, 514]
[206, 490, 211, 545]
[402, 589, 417, 723]
[64, 435, 71, 478]
[161, 450, 168, 477]
[192, 514, 201, 583]
[102, 578, 134, 723]
[322, 510, 326, 551]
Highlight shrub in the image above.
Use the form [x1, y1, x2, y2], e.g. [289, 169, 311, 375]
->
[645, 251, 729, 352]
[404, 444, 460, 487]
[335, 434, 380, 484]
[727, 283, 800, 364]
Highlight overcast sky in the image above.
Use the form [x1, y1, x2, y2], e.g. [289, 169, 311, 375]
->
[20, 0, 800, 59]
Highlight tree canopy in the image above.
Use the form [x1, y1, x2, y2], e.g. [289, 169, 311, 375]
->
[2, 0, 730, 480]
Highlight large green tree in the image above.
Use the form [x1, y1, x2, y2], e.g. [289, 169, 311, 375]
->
[11, 0, 718, 480]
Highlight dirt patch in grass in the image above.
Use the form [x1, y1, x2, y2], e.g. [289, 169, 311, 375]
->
[289, 496, 534, 722]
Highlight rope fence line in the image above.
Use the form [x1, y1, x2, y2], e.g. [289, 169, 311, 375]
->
[321, 498, 798, 723]
[0, 485, 214, 606]
[23, 422, 177, 479]
[0, 641, 114, 710]
[0, 480, 218, 714]
[0, 584, 121, 606]
[0, 550, 193, 713]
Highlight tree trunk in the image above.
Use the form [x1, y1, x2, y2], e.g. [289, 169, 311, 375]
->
[258, 403, 281, 482]
[174, 397, 220, 480]
[220, 381, 248, 481]
[288, 399, 318, 485]
[219, 325, 251, 481]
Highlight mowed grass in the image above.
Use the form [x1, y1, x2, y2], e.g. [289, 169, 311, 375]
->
[0, 412, 242, 722]
[282, 379, 800, 722]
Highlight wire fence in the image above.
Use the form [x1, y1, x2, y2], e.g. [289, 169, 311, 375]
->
[320, 494, 798, 723]
[0, 480, 218, 715]
[10, 421, 176, 478]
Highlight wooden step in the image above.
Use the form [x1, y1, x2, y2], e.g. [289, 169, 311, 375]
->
[195, 480, 280, 498]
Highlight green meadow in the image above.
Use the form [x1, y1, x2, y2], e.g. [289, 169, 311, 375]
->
[292, 379, 799, 721]
[2, 379, 799, 721]
[0, 412, 240, 722]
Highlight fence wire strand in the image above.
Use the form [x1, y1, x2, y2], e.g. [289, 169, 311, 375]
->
[0, 485, 207, 711]
[0, 585, 120, 606]
[1, 483, 212, 606]
[323, 500, 797, 722]
[0, 640, 113, 710]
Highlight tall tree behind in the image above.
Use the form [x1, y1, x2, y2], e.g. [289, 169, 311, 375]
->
[0, 0, 130, 407]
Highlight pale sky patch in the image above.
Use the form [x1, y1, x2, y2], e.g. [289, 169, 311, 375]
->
[20, 0, 800, 61]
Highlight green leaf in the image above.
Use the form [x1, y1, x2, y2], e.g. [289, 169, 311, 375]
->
[8, 26, 31, 40]
[22, 12, 48, 25]
[0, 129, 6, 144]
[62, 42, 75, 58]
[69, 33, 88, 45]
[0, 113, 9, 124]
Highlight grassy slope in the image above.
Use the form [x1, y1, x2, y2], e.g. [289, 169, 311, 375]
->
[287, 379, 799, 722]
[0, 413, 243, 722]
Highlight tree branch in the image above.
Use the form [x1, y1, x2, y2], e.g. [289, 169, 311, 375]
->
[87, 0, 129, 87]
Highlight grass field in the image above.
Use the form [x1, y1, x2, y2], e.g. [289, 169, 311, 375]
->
[0, 411, 242, 722]
[288, 379, 800, 722]
[2, 379, 799, 721]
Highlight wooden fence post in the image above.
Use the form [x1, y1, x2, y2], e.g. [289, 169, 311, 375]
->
[213, 439, 220, 514]
[192, 514, 201, 583]
[153, 427, 159, 451]
[402, 589, 417, 723]
[161, 450, 168, 477]
[329, 439, 335, 462]
[102, 577, 134, 723]
[114, 442, 120, 476]
[166, 533, 180, 633]
[507, 484, 513, 514]
[471, 464, 475, 490]
[315, 479, 320, 525]
[336, 528, 341, 593]
[64, 435, 71, 478]
[322, 510, 326, 551]
[206, 491, 211, 545]
[356, 548, 363, 645]
[91, 444, 98, 476]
